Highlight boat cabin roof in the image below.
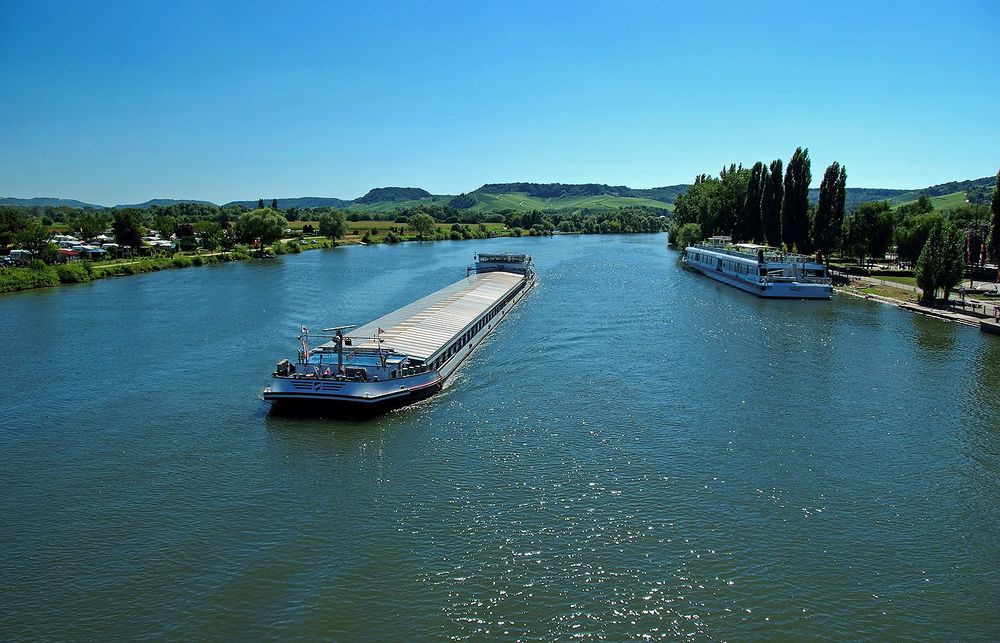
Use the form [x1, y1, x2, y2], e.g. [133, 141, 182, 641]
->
[307, 351, 406, 367]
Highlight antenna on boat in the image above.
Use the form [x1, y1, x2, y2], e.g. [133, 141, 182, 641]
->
[322, 325, 356, 375]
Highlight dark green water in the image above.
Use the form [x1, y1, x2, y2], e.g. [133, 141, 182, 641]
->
[2, 234, 999, 639]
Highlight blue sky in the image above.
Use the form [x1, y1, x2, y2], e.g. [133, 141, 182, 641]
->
[1, 0, 997, 205]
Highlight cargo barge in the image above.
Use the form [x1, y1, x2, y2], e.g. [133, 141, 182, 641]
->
[263, 253, 536, 414]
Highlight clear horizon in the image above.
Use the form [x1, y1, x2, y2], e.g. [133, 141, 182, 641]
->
[2, 1, 997, 205]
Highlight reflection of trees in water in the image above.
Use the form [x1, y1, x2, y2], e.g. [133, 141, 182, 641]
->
[974, 337, 1000, 395]
[964, 338, 1000, 548]
[912, 316, 957, 356]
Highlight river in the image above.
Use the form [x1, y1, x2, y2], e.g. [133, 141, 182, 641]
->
[2, 234, 998, 639]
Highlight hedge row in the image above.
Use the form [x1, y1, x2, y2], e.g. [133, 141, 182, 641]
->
[1, 251, 256, 293]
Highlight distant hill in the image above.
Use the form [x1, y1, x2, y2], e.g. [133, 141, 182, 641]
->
[7, 174, 994, 216]
[0, 196, 105, 209]
[355, 187, 432, 204]
[473, 182, 688, 202]
[114, 198, 218, 209]
[808, 187, 912, 211]
[447, 190, 676, 214]
[224, 197, 352, 209]
[888, 176, 994, 207]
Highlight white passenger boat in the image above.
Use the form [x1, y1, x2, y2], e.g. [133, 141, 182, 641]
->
[683, 236, 832, 299]
[263, 254, 536, 414]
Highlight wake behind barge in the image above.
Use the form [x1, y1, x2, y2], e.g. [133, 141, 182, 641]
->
[263, 254, 536, 414]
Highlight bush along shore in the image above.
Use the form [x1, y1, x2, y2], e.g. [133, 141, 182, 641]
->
[0, 239, 350, 294]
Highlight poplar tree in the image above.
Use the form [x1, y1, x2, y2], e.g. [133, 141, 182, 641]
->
[833, 165, 847, 253]
[741, 161, 767, 242]
[761, 159, 783, 246]
[271, 198, 278, 211]
[782, 147, 812, 252]
[988, 168, 1000, 279]
[813, 161, 842, 257]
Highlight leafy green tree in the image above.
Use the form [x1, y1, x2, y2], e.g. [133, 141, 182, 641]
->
[409, 213, 436, 240]
[832, 165, 847, 252]
[761, 159, 783, 246]
[236, 208, 286, 251]
[895, 212, 941, 265]
[112, 210, 145, 249]
[674, 223, 703, 248]
[941, 222, 965, 300]
[271, 198, 278, 211]
[672, 174, 722, 235]
[782, 147, 812, 251]
[0, 208, 29, 248]
[987, 169, 1000, 277]
[152, 214, 177, 239]
[175, 223, 197, 251]
[842, 201, 894, 266]
[73, 212, 108, 240]
[739, 162, 766, 242]
[813, 162, 838, 257]
[318, 210, 347, 240]
[915, 221, 944, 301]
[916, 218, 964, 301]
[719, 164, 750, 239]
[13, 218, 53, 255]
[194, 221, 223, 250]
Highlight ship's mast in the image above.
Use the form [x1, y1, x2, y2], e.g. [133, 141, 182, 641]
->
[323, 325, 356, 375]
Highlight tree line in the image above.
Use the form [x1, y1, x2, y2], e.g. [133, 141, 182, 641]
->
[671, 155, 1000, 302]
[671, 147, 847, 257]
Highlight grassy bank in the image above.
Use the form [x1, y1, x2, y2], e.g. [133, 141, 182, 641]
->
[0, 251, 254, 294]
[2, 232, 464, 294]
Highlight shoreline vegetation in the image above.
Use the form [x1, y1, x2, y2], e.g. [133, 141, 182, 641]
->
[1, 194, 670, 295]
[0, 216, 664, 295]
[667, 150, 1000, 308]
[4, 166, 998, 297]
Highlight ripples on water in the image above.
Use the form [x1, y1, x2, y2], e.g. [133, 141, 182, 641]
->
[1, 235, 999, 639]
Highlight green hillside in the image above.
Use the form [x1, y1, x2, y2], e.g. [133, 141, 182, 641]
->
[345, 195, 454, 212]
[893, 191, 971, 211]
[337, 187, 676, 214]
[116, 198, 218, 209]
[226, 197, 352, 209]
[461, 191, 674, 213]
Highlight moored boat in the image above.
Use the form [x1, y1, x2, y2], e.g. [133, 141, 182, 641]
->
[682, 236, 832, 299]
[263, 253, 536, 414]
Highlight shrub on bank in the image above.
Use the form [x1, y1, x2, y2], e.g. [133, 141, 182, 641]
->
[55, 262, 92, 284]
[0, 265, 60, 292]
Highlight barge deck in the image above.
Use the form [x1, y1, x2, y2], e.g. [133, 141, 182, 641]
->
[263, 254, 536, 415]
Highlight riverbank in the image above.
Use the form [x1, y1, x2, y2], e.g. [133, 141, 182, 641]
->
[0, 238, 338, 294]
[835, 273, 1000, 333]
